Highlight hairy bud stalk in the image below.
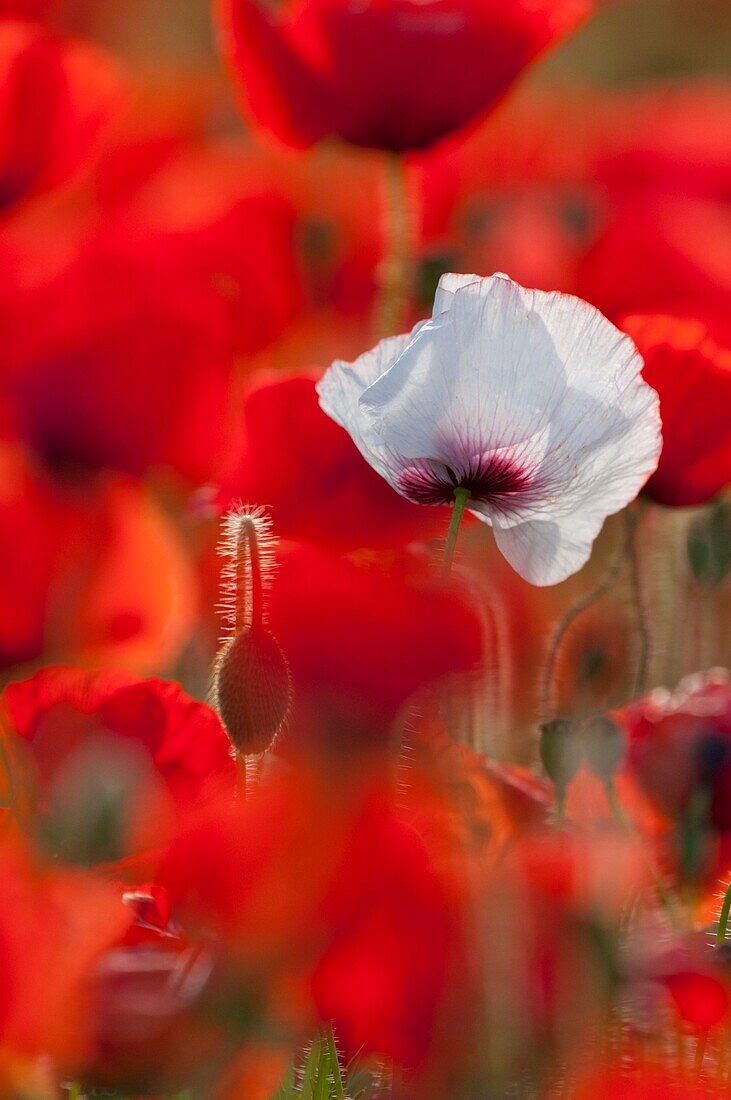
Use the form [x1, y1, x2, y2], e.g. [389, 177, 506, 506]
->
[212, 505, 291, 757]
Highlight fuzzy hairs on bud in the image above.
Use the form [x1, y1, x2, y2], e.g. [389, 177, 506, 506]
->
[211, 504, 292, 756]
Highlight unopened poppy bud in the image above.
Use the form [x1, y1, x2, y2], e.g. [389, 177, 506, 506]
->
[212, 504, 292, 756]
[585, 715, 626, 786]
[213, 627, 291, 755]
[539, 718, 583, 811]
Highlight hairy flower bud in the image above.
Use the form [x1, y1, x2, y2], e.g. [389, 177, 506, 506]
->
[213, 626, 291, 755]
[212, 505, 292, 756]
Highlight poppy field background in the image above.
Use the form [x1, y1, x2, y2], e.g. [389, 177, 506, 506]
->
[0, 1, 729, 1097]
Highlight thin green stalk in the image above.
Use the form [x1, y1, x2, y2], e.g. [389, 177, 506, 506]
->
[443, 488, 470, 576]
[376, 153, 414, 338]
[540, 535, 626, 719]
[624, 507, 651, 695]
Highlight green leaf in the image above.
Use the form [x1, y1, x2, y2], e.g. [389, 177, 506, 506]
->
[325, 1026, 345, 1100]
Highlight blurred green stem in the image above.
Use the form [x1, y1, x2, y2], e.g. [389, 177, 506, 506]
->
[540, 533, 626, 718]
[624, 506, 650, 695]
[376, 153, 413, 337]
[443, 489, 470, 576]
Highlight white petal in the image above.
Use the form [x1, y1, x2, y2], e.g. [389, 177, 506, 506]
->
[359, 271, 660, 515]
[490, 508, 607, 586]
[359, 274, 570, 465]
[318, 271, 661, 586]
[501, 285, 661, 521]
[316, 327, 419, 486]
[432, 272, 482, 319]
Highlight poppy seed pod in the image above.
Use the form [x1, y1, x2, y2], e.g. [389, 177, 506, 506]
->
[212, 504, 292, 755]
[213, 626, 291, 755]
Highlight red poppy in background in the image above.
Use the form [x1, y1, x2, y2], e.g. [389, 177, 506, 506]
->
[102, 146, 303, 361]
[660, 968, 730, 1030]
[476, 826, 647, 1076]
[0, 254, 235, 480]
[577, 195, 731, 342]
[160, 771, 467, 1073]
[0, 842, 131, 1073]
[0, 20, 120, 212]
[620, 670, 731, 830]
[592, 84, 731, 206]
[0, 3, 50, 14]
[1, 667, 236, 864]
[0, 447, 195, 673]
[215, 374, 444, 551]
[311, 791, 461, 1069]
[567, 1062, 726, 1100]
[620, 313, 731, 507]
[0, 160, 301, 482]
[266, 542, 483, 751]
[216, 0, 594, 152]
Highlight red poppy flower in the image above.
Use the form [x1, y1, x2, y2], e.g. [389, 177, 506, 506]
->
[0, 130, 302, 482]
[0, 222, 232, 482]
[102, 146, 303, 360]
[577, 195, 731, 343]
[661, 969, 730, 1030]
[0, 20, 120, 212]
[620, 313, 731, 507]
[593, 84, 731, 207]
[216, 0, 594, 152]
[568, 1063, 725, 1100]
[620, 669, 731, 830]
[477, 826, 648, 1071]
[84, 936, 221, 1094]
[0, 447, 195, 673]
[160, 773, 466, 1072]
[215, 374, 443, 551]
[406, 717, 550, 865]
[311, 790, 461, 1068]
[264, 542, 483, 751]
[0, 2, 51, 14]
[0, 841, 131, 1071]
[1, 666, 237, 864]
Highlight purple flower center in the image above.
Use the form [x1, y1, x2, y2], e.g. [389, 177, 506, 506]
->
[399, 453, 536, 509]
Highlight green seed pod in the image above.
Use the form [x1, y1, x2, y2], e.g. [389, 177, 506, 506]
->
[539, 717, 584, 795]
[584, 714, 626, 785]
[214, 627, 292, 756]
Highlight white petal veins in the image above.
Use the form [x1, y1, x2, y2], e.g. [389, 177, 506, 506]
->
[317, 272, 662, 585]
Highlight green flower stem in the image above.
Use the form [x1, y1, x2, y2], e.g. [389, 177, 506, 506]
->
[235, 515, 263, 632]
[443, 488, 470, 576]
[540, 534, 626, 719]
[376, 152, 414, 338]
[624, 506, 651, 696]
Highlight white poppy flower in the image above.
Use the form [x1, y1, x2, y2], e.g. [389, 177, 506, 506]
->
[316, 273, 662, 586]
